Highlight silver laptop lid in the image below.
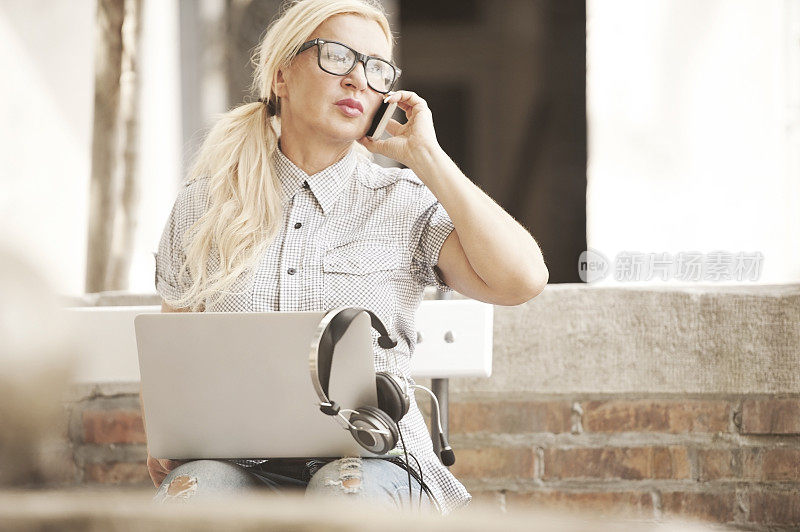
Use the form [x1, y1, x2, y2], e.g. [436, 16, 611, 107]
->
[135, 310, 379, 459]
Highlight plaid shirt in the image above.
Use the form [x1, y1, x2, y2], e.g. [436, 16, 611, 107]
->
[154, 144, 471, 514]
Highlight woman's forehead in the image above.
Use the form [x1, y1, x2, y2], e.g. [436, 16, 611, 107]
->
[312, 15, 391, 59]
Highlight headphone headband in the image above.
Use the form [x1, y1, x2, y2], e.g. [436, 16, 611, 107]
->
[308, 306, 397, 415]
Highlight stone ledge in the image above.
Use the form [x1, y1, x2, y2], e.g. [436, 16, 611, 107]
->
[461, 283, 800, 395]
[0, 489, 722, 530]
[60, 283, 800, 394]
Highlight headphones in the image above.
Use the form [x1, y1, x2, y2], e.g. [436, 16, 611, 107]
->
[309, 306, 455, 465]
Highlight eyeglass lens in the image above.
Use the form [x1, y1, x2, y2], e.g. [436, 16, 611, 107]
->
[319, 42, 396, 92]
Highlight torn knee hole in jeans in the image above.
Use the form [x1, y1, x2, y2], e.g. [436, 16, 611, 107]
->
[165, 475, 198, 500]
[323, 457, 362, 493]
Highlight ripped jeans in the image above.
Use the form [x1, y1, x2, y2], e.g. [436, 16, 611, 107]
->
[152, 457, 437, 513]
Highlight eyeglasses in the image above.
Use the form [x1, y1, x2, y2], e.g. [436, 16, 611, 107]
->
[296, 38, 401, 94]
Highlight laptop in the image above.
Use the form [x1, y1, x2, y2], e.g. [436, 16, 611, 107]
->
[134, 310, 381, 460]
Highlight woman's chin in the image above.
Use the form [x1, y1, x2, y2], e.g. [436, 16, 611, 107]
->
[323, 122, 364, 142]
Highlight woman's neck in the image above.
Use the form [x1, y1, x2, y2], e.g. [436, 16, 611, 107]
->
[278, 134, 352, 176]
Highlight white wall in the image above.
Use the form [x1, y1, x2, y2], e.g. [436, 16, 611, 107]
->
[0, 1, 95, 296]
[0, 0, 182, 297]
[133, 0, 182, 293]
[586, 0, 800, 285]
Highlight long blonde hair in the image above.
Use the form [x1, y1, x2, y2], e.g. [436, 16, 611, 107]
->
[165, 0, 395, 311]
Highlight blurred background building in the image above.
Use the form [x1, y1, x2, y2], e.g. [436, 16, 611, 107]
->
[3, 0, 797, 296]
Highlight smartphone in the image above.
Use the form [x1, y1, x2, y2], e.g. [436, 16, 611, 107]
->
[366, 99, 398, 139]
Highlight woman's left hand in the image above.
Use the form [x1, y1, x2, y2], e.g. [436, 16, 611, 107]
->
[357, 90, 441, 170]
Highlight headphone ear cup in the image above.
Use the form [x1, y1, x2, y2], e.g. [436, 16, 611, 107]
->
[349, 405, 399, 454]
[375, 372, 409, 423]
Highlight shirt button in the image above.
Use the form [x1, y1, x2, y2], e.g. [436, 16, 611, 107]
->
[303, 181, 309, 188]
[294, 222, 302, 229]
[287, 267, 296, 275]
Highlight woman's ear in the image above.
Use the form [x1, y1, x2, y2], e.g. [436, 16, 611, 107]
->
[273, 67, 289, 99]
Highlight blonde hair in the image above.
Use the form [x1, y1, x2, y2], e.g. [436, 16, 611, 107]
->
[165, 0, 395, 311]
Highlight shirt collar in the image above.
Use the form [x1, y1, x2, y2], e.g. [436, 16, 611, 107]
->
[273, 141, 358, 215]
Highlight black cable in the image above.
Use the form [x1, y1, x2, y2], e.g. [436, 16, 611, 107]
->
[387, 454, 441, 514]
[396, 423, 442, 513]
[396, 423, 414, 507]
[406, 450, 424, 511]
[408, 452, 439, 513]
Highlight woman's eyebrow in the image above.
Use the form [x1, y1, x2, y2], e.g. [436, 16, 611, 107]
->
[370, 51, 390, 61]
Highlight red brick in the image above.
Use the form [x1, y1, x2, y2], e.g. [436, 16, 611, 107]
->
[82, 409, 145, 444]
[748, 491, 800, 525]
[543, 446, 689, 480]
[84, 462, 150, 485]
[696, 449, 735, 481]
[741, 448, 762, 479]
[449, 401, 572, 434]
[741, 399, 800, 435]
[661, 491, 734, 523]
[731, 447, 800, 481]
[583, 400, 729, 433]
[448, 447, 536, 479]
[684, 448, 769, 481]
[653, 446, 690, 478]
[506, 490, 654, 518]
[761, 449, 800, 481]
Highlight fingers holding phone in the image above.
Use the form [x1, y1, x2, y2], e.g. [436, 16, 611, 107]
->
[366, 99, 398, 139]
[359, 89, 439, 169]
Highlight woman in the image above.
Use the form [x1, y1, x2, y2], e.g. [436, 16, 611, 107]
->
[148, 0, 548, 516]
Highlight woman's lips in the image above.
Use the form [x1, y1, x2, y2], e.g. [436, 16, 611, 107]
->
[336, 103, 363, 117]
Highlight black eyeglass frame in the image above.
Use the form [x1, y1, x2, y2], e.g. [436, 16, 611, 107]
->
[296, 38, 402, 94]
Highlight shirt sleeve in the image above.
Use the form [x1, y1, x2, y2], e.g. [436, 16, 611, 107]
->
[409, 180, 456, 293]
[153, 179, 208, 302]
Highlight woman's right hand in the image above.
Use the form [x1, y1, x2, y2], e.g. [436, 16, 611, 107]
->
[147, 451, 189, 488]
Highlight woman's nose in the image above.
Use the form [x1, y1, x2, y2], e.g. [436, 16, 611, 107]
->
[343, 61, 368, 90]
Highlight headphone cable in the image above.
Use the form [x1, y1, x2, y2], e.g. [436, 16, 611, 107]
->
[406, 449, 424, 512]
[396, 424, 414, 508]
[396, 425, 438, 512]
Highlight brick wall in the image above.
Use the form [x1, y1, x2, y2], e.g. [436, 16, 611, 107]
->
[62, 389, 151, 487]
[59, 387, 800, 528]
[440, 393, 800, 528]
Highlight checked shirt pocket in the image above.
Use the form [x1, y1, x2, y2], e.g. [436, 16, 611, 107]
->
[321, 240, 405, 313]
[323, 240, 404, 276]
